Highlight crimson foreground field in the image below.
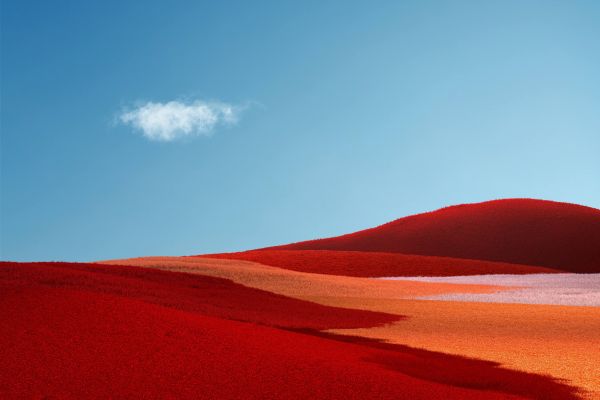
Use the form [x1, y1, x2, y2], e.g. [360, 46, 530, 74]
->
[2, 199, 599, 399]
[0, 261, 582, 399]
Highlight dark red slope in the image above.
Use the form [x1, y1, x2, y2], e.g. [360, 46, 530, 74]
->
[203, 250, 561, 277]
[0, 261, 395, 330]
[0, 262, 579, 400]
[0, 287, 556, 400]
[266, 199, 600, 273]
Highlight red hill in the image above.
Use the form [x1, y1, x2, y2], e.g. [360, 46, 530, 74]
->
[265, 199, 600, 273]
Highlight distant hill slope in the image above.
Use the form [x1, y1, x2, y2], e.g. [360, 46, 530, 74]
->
[263, 199, 600, 273]
[204, 250, 561, 277]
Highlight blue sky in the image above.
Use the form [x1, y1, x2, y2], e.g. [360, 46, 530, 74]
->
[2, 0, 599, 262]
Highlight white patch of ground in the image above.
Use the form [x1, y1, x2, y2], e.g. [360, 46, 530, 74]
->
[380, 274, 600, 306]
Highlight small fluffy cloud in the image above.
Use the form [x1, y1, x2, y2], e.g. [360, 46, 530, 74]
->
[120, 100, 240, 141]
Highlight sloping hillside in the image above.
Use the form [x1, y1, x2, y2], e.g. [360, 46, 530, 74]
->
[263, 199, 600, 273]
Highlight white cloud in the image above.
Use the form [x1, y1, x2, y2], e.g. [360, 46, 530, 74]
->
[119, 100, 241, 141]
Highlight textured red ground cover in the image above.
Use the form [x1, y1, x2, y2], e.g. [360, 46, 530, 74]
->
[0, 261, 395, 330]
[1, 261, 580, 399]
[203, 250, 560, 277]
[264, 199, 600, 273]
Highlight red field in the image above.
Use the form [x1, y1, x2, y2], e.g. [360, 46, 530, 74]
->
[2, 198, 598, 399]
[0, 261, 580, 400]
[203, 249, 560, 277]
[0, 261, 396, 330]
[263, 199, 600, 273]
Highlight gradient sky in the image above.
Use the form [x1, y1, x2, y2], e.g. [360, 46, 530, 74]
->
[2, 0, 599, 262]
